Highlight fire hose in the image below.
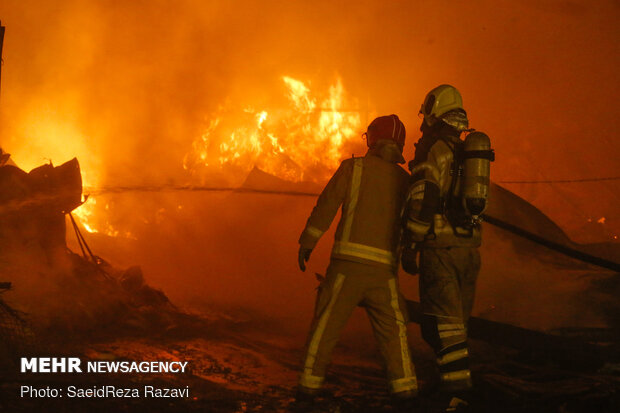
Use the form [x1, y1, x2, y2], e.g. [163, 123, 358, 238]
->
[84, 184, 620, 273]
[482, 214, 620, 273]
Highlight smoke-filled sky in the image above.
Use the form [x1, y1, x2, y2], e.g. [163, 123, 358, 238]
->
[0, 0, 619, 241]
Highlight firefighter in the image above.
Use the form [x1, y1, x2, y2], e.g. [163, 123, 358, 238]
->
[295, 115, 418, 408]
[403, 85, 493, 410]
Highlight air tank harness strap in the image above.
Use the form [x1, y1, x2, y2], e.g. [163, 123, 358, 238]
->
[462, 149, 495, 161]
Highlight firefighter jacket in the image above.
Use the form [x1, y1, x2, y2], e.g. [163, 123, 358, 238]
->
[299, 151, 410, 271]
[405, 134, 482, 248]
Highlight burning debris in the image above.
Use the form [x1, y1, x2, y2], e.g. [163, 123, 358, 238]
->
[0, 157, 193, 359]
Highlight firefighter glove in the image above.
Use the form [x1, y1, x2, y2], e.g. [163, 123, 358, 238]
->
[298, 246, 312, 272]
[401, 246, 419, 275]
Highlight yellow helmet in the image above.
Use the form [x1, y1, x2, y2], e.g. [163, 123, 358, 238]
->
[419, 84, 467, 130]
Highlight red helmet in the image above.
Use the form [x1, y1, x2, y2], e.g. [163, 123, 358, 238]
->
[365, 114, 406, 149]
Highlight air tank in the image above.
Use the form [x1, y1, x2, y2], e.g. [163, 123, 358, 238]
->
[461, 132, 493, 217]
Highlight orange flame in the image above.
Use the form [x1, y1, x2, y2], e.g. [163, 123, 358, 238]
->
[184, 76, 363, 183]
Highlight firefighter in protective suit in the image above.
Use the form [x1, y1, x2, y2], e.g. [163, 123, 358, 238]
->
[296, 115, 418, 407]
[403, 85, 493, 409]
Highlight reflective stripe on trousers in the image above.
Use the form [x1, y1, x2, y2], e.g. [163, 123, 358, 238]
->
[299, 271, 417, 394]
[388, 278, 417, 394]
[299, 273, 346, 389]
[437, 322, 472, 389]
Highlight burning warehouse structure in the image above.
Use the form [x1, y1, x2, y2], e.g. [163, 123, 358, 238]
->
[1, 1, 620, 412]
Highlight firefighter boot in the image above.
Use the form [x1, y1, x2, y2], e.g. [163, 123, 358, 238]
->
[291, 387, 319, 412]
[392, 389, 420, 412]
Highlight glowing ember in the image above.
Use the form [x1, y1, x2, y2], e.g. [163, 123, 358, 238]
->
[183, 76, 363, 183]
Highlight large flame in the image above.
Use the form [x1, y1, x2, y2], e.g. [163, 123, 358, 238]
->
[7, 75, 366, 238]
[183, 76, 363, 183]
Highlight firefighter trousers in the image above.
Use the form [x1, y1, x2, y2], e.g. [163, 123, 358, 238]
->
[419, 247, 480, 392]
[299, 259, 417, 396]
